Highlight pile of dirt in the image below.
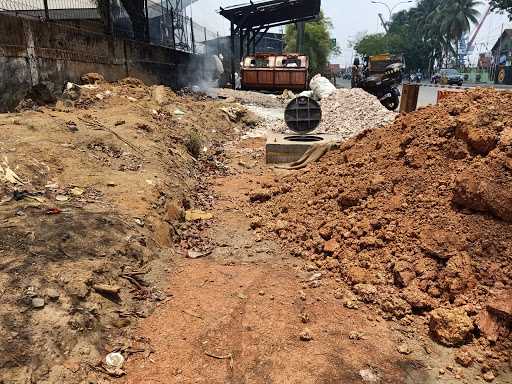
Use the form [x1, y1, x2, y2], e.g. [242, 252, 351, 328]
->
[0, 76, 252, 383]
[249, 89, 512, 377]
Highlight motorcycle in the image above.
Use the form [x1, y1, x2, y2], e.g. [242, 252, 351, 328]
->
[353, 62, 404, 111]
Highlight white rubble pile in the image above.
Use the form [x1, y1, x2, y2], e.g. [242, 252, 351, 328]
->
[316, 88, 397, 137]
[271, 87, 397, 139]
[214, 88, 284, 108]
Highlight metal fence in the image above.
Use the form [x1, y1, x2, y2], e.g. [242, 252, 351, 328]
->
[0, 0, 219, 54]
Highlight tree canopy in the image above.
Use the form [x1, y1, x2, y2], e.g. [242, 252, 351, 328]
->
[354, 0, 482, 72]
[490, 0, 512, 19]
[284, 13, 340, 75]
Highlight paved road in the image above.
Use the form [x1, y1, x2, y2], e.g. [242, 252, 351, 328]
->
[336, 79, 512, 108]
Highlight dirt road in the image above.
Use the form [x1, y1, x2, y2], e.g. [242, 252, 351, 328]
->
[121, 138, 450, 384]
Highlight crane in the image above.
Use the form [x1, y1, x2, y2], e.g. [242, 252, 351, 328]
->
[467, 5, 492, 54]
[378, 13, 389, 33]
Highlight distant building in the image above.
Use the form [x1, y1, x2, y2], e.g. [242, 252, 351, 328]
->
[491, 29, 512, 84]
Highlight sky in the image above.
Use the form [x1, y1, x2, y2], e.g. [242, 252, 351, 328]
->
[188, 0, 511, 66]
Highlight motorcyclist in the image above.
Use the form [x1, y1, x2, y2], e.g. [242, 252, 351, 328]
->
[351, 57, 363, 88]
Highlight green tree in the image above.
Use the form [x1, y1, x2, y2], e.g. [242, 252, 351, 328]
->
[438, 0, 482, 64]
[354, 33, 395, 56]
[490, 0, 512, 18]
[354, 0, 481, 72]
[284, 13, 340, 75]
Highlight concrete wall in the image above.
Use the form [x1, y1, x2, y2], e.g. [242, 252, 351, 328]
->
[0, 14, 206, 112]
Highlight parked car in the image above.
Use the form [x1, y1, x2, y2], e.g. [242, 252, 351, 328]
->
[431, 69, 464, 86]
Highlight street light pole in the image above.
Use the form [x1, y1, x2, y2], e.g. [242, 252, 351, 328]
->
[371, 1, 413, 23]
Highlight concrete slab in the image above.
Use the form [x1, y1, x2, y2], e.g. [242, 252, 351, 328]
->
[265, 133, 340, 164]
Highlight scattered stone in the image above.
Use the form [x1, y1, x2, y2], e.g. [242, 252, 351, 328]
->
[46, 289, 60, 301]
[353, 283, 377, 303]
[359, 368, 380, 383]
[299, 328, 313, 341]
[323, 238, 339, 254]
[69, 187, 84, 196]
[349, 331, 365, 340]
[299, 291, 307, 301]
[487, 290, 512, 320]
[249, 190, 272, 203]
[483, 371, 495, 382]
[347, 266, 371, 285]
[400, 286, 434, 311]
[81, 72, 104, 85]
[455, 348, 474, 368]
[308, 272, 322, 282]
[429, 308, 474, 346]
[397, 343, 411, 355]
[476, 310, 501, 343]
[258, 290, 265, 296]
[185, 210, 213, 221]
[393, 261, 415, 287]
[151, 85, 168, 106]
[31, 297, 45, 309]
[342, 299, 359, 310]
[300, 312, 310, 324]
[380, 296, 412, 319]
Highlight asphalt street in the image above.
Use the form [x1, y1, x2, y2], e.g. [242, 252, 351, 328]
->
[337, 79, 512, 108]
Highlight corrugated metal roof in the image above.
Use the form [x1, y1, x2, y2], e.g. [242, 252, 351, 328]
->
[219, 0, 321, 29]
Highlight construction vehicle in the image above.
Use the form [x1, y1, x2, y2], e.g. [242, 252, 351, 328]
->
[240, 53, 309, 92]
[367, 53, 404, 76]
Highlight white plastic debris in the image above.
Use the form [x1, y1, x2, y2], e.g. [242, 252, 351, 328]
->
[105, 352, 125, 369]
[298, 90, 314, 98]
[0, 157, 24, 184]
[310, 74, 336, 100]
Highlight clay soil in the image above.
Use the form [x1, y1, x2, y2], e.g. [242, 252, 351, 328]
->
[122, 138, 443, 384]
[1, 83, 511, 384]
[0, 79, 253, 383]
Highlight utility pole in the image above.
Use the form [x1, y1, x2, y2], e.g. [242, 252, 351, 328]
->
[43, 0, 49, 20]
[296, 21, 305, 54]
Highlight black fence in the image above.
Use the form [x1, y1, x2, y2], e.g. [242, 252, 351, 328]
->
[0, 0, 219, 54]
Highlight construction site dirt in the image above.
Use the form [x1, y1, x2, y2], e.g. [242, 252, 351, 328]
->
[0, 80, 511, 384]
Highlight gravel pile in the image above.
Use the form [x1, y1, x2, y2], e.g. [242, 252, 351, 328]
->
[214, 88, 285, 108]
[317, 88, 397, 137]
[270, 88, 397, 138]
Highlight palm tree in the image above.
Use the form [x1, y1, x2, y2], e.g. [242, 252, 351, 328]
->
[438, 0, 482, 65]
